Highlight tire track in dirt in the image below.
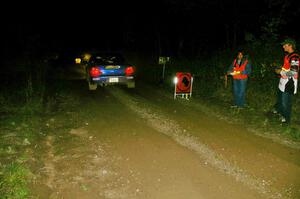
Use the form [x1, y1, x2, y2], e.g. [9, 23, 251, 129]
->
[109, 87, 286, 199]
[43, 135, 56, 189]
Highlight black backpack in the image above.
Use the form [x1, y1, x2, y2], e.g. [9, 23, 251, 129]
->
[285, 77, 294, 94]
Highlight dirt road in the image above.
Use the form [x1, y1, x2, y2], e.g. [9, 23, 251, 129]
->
[29, 80, 300, 199]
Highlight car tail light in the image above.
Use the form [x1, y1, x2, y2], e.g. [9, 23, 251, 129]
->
[90, 67, 101, 77]
[125, 66, 134, 76]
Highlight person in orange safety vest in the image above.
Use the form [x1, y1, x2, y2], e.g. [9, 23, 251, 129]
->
[227, 50, 252, 108]
[273, 38, 300, 124]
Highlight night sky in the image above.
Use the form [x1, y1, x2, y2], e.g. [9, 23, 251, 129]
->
[2, 0, 300, 60]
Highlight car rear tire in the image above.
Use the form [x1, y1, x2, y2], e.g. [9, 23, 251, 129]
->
[127, 81, 135, 88]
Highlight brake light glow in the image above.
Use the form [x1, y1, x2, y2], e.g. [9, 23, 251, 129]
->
[90, 67, 101, 77]
[125, 66, 134, 76]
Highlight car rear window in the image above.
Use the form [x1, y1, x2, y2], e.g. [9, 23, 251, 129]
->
[90, 54, 125, 65]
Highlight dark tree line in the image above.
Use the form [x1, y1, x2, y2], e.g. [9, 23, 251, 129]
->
[2, 0, 300, 63]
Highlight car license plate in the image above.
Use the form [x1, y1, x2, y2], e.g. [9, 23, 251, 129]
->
[105, 65, 120, 69]
[109, 77, 119, 83]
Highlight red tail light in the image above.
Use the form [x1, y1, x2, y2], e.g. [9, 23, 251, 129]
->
[90, 67, 101, 77]
[125, 66, 134, 76]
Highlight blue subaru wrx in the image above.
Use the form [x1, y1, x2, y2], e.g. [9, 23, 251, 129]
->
[85, 53, 135, 90]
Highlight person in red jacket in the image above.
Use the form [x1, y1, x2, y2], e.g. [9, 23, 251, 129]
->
[273, 38, 299, 124]
[227, 50, 252, 108]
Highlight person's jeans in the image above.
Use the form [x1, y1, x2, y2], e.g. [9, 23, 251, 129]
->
[233, 78, 247, 107]
[274, 89, 292, 122]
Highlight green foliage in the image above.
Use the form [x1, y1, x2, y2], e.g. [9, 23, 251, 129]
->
[0, 162, 31, 199]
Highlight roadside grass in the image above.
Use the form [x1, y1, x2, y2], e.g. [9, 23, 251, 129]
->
[199, 82, 300, 144]
[0, 161, 31, 199]
[0, 68, 50, 199]
[0, 76, 87, 198]
[0, 115, 36, 199]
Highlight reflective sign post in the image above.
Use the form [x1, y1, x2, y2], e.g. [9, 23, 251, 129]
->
[158, 56, 170, 81]
[174, 72, 193, 100]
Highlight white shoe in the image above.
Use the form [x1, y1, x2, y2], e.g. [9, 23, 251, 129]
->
[281, 117, 287, 123]
[272, 109, 278, 114]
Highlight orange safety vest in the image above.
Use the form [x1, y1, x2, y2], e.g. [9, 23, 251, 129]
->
[232, 59, 248, 79]
[282, 52, 300, 71]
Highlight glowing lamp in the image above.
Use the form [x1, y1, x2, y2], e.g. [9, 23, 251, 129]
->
[173, 77, 178, 84]
[75, 58, 81, 64]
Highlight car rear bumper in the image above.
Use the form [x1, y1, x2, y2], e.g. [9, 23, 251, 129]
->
[91, 76, 134, 85]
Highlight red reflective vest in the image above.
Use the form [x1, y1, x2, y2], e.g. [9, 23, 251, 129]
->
[233, 59, 248, 79]
[282, 52, 300, 71]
